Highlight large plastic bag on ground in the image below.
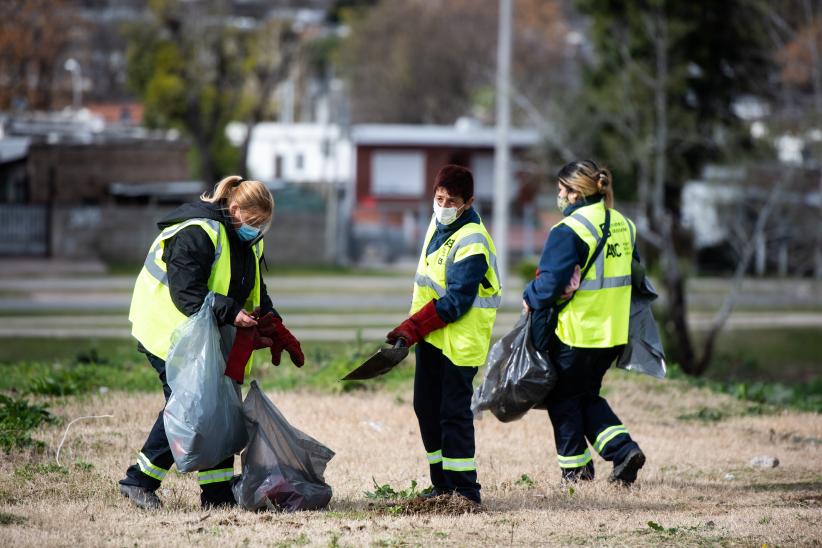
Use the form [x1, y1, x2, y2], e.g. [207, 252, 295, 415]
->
[163, 292, 248, 473]
[233, 381, 335, 512]
[471, 312, 558, 423]
[617, 276, 667, 378]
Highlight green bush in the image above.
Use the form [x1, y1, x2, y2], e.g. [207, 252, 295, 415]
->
[667, 364, 822, 413]
[0, 395, 55, 452]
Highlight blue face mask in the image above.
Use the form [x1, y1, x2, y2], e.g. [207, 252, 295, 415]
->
[236, 223, 261, 241]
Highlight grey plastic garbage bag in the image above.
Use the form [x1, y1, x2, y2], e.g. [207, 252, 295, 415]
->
[471, 311, 558, 423]
[233, 381, 335, 512]
[163, 292, 248, 473]
[617, 276, 667, 379]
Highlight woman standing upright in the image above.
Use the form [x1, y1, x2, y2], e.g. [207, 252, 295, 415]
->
[386, 165, 501, 505]
[523, 160, 645, 485]
[120, 176, 304, 509]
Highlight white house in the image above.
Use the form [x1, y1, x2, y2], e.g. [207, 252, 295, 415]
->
[226, 122, 352, 183]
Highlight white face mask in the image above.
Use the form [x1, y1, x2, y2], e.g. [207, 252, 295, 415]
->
[557, 194, 571, 212]
[433, 200, 463, 225]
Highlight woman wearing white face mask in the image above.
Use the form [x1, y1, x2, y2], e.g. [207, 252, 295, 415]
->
[523, 160, 645, 486]
[386, 165, 502, 506]
[120, 175, 304, 510]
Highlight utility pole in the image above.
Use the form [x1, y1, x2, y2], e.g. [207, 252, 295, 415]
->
[63, 58, 82, 110]
[493, 0, 512, 289]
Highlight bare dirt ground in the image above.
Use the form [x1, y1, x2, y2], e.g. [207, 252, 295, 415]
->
[1, 372, 820, 547]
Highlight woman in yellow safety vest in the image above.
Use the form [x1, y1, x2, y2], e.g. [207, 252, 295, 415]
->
[386, 165, 501, 505]
[119, 176, 303, 509]
[523, 160, 645, 485]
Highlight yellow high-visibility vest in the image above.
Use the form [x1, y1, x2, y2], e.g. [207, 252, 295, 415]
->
[129, 219, 262, 370]
[554, 201, 634, 348]
[410, 215, 501, 366]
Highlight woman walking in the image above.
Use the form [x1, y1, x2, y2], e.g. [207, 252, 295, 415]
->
[523, 160, 645, 485]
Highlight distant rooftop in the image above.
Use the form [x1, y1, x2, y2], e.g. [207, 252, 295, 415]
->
[0, 110, 180, 145]
[350, 123, 540, 148]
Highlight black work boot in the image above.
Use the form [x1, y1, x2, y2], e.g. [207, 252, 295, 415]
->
[201, 483, 237, 509]
[609, 448, 645, 485]
[561, 462, 595, 485]
[119, 484, 163, 509]
[418, 486, 446, 500]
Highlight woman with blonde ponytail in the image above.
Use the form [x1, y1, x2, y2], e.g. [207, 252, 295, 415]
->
[523, 160, 646, 486]
[119, 175, 303, 510]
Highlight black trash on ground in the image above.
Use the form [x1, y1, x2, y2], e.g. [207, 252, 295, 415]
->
[232, 381, 335, 512]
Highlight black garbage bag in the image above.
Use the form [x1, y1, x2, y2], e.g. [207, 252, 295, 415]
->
[232, 381, 335, 512]
[471, 312, 558, 423]
[617, 276, 667, 378]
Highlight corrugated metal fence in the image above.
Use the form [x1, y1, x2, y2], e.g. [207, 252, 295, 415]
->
[0, 204, 48, 256]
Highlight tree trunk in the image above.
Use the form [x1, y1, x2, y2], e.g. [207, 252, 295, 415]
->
[197, 136, 218, 188]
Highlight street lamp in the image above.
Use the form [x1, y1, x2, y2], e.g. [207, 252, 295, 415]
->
[63, 58, 82, 110]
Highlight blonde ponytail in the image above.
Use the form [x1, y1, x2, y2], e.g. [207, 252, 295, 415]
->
[200, 175, 243, 203]
[201, 175, 274, 230]
[595, 167, 614, 209]
[556, 160, 615, 209]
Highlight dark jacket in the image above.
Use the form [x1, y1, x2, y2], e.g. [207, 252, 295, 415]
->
[157, 201, 277, 326]
[427, 207, 489, 323]
[523, 194, 640, 309]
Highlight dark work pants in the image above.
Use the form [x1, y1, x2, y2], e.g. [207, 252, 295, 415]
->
[413, 341, 481, 503]
[119, 349, 235, 503]
[546, 339, 639, 480]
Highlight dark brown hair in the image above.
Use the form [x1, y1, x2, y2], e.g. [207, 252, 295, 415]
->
[433, 165, 473, 202]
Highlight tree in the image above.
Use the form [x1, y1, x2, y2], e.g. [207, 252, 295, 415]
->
[761, 0, 822, 279]
[0, 0, 79, 110]
[336, 0, 570, 125]
[125, 0, 296, 183]
[571, 0, 775, 375]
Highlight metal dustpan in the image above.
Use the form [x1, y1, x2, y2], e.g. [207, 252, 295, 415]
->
[342, 341, 408, 380]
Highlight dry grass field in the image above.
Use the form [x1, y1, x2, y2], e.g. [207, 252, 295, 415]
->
[1, 371, 820, 547]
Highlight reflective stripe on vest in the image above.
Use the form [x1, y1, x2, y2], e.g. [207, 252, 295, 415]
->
[554, 202, 633, 348]
[410, 215, 501, 366]
[128, 218, 262, 364]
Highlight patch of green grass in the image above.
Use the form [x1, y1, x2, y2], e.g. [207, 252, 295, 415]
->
[0, 339, 143, 365]
[14, 463, 69, 480]
[2, 361, 159, 396]
[274, 533, 309, 547]
[668, 364, 822, 413]
[73, 459, 93, 472]
[695, 328, 822, 384]
[0, 395, 56, 452]
[364, 478, 427, 500]
[515, 473, 535, 487]
[677, 406, 728, 422]
[0, 511, 27, 526]
[0, 338, 415, 395]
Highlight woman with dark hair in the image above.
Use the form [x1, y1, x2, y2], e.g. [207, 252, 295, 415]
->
[523, 160, 645, 485]
[386, 164, 501, 505]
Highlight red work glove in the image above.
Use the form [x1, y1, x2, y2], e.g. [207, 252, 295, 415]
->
[257, 312, 304, 367]
[386, 300, 447, 347]
[225, 326, 272, 383]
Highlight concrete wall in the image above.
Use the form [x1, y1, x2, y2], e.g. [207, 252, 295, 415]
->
[50, 204, 332, 266]
[28, 140, 190, 204]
